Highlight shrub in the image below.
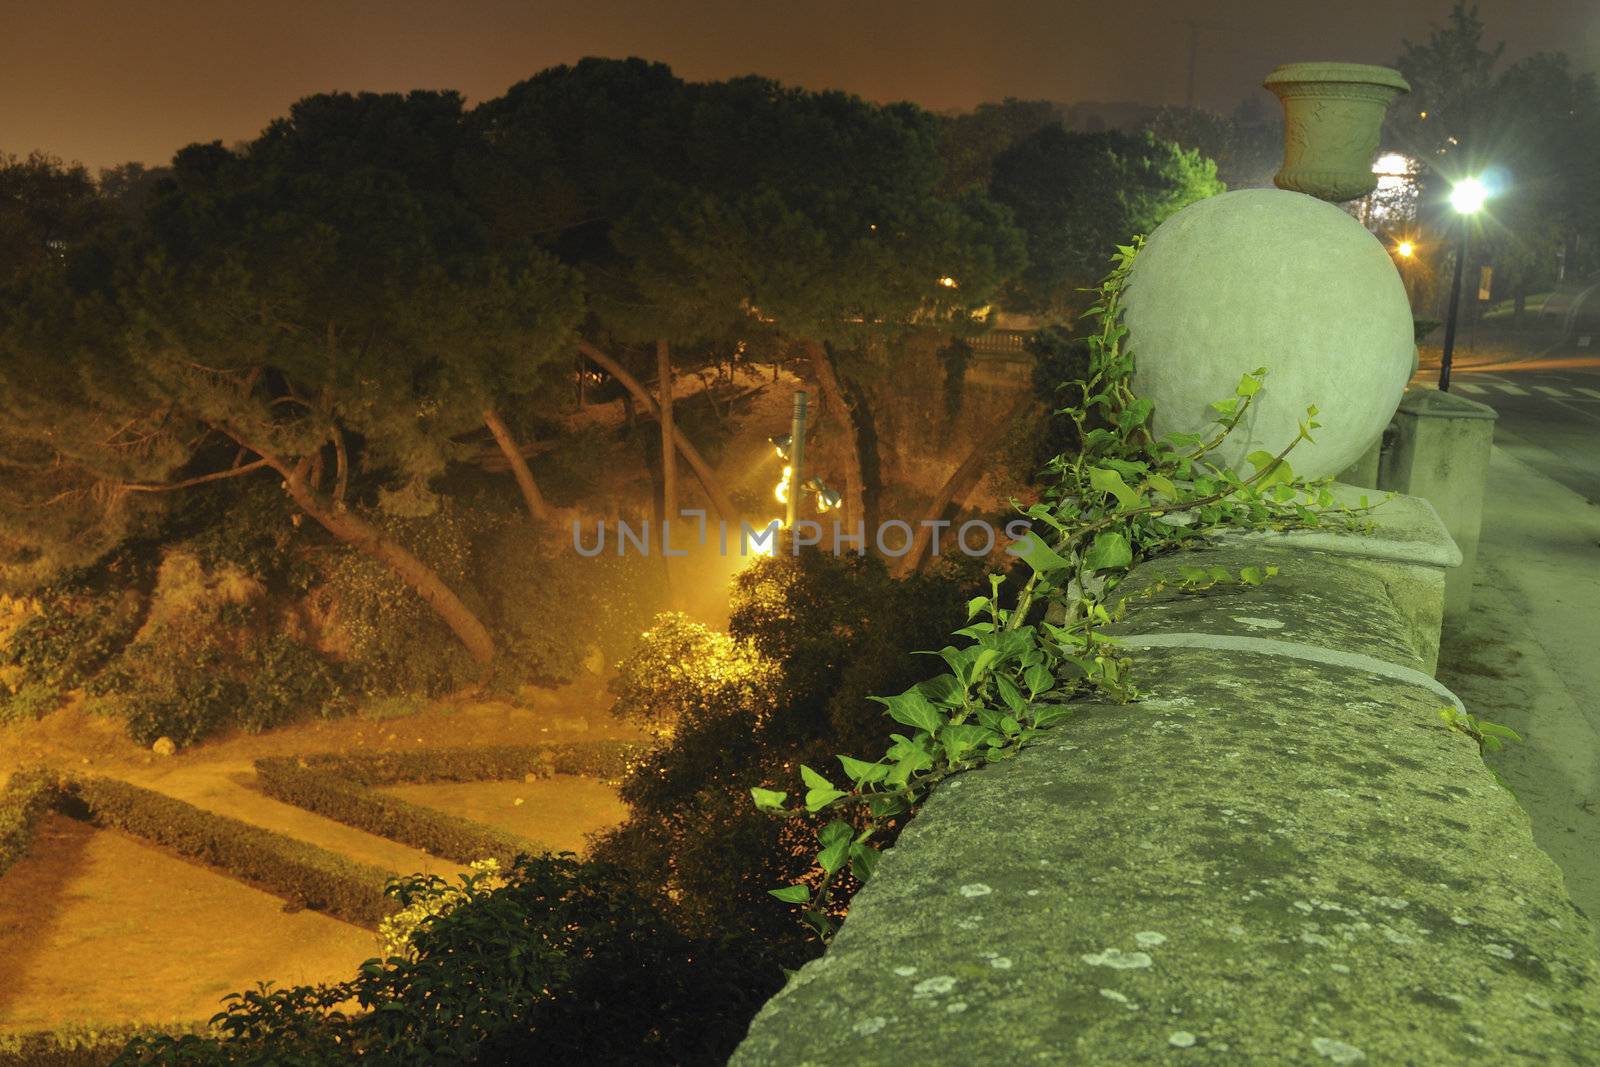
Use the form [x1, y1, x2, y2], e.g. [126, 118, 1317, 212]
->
[1414, 318, 1442, 343]
[117, 855, 779, 1066]
[0, 562, 147, 712]
[376, 858, 507, 963]
[253, 758, 539, 867]
[88, 552, 342, 746]
[320, 503, 482, 698]
[285, 741, 641, 787]
[0, 1025, 186, 1067]
[0, 767, 61, 878]
[64, 776, 397, 926]
[0, 680, 63, 725]
[609, 612, 779, 739]
[180, 480, 314, 592]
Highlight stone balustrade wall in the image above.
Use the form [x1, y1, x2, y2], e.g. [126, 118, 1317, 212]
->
[731, 489, 1600, 1065]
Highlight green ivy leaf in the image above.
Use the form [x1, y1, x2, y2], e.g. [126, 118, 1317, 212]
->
[1009, 530, 1073, 576]
[769, 885, 810, 904]
[849, 842, 881, 883]
[1082, 531, 1132, 572]
[1088, 467, 1140, 510]
[750, 787, 789, 813]
[818, 820, 853, 874]
[995, 672, 1027, 713]
[838, 754, 888, 784]
[870, 689, 945, 733]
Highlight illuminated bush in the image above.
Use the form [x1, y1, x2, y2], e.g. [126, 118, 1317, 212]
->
[610, 611, 779, 739]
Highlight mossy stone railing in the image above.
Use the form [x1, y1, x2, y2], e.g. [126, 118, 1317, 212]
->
[732, 487, 1600, 1065]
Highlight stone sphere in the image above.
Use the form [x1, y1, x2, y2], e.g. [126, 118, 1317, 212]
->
[1122, 188, 1413, 480]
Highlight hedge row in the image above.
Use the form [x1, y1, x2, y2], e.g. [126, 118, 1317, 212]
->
[286, 739, 644, 786]
[0, 1024, 190, 1067]
[254, 758, 539, 868]
[0, 767, 62, 879]
[63, 775, 399, 927]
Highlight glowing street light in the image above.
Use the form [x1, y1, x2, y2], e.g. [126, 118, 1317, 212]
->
[1448, 177, 1488, 215]
[1439, 175, 1490, 392]
[1395, 239, 1415, 258]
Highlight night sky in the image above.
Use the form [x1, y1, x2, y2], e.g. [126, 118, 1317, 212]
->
[5, 0, 1600, 173]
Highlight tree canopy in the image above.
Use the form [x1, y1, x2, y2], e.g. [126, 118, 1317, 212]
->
[1386, 3, 1600, 297]
[989, 126, 1223, 314]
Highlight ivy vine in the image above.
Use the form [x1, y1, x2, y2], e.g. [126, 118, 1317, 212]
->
[751, 237, 1388, 942]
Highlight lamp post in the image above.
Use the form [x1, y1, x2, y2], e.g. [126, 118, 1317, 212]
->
[1438, 177, 1487, 392]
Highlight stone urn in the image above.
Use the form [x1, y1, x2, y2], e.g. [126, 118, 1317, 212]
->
[1263, 62, 1410, 203]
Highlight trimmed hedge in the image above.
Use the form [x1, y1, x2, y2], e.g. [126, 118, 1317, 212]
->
[287, 740, 643, 786]
[0, 1025, 190, 1067]
[63, 776, 398, 927]
[0, 767, 62, 879]
[254, 758, 538, 868]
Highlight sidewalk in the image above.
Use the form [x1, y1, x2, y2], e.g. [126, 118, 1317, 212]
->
[1435, 436, 1600, 945]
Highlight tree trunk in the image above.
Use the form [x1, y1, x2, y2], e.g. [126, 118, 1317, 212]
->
[282, 466, 496, 670]
[577, 341, 739, 525]
[900, 393, 1035, 577]
[220, 429, 499, 673]
[483, 406, 555, 523]
[804, 340, 868, 532]
[658, 339, 678, 520]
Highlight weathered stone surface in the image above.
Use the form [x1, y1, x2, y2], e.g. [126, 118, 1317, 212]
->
[732, 527, 1599, 1065]
[1106, 543, 1427, 673]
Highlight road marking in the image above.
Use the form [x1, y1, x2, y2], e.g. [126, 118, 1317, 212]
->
[1493, 382, 1531, 396]
[1534, 385, 1569, 397]
[1452, 382, 1487, 395]
[1576, 387, 1600, 400]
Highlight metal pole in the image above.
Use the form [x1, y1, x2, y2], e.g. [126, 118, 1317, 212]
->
[785, 391, 807, 531]
[1439, 217, 1468, 392]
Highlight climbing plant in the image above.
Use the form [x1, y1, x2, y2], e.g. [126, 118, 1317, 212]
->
[751, 238, 1383, 941]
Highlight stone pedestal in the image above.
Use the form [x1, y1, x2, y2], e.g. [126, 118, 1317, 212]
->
[1377, 388, 1497, 624]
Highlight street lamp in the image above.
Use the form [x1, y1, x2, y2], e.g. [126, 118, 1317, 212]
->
[1438, 176, 1488, 392]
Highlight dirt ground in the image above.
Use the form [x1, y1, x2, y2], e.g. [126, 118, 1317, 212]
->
[0, 680, 645, 1035]
[0, 814, 376, 1032]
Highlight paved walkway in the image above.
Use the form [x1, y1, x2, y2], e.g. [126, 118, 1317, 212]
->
[1435, 441, 1600, 945]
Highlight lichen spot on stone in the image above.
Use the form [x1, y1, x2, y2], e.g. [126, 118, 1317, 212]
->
[893, 965, 917, 977]
[1169, 1031, 1197, 1048]
[1485, 943, 1515, 960]
[958, 883, 993, 898]
[912, 975, 957, 997]
[853, 1017, 887, 1036]
[1134, 931, 1167, 948]
[989, 957, 1013, 969]
[1099, 988, 1130, 1005]
[1311, 1037, 1365, 1063]
[1081, 948, 1153, 970]
[1231, 616, 1286, 630]
[946, 1002, 968, 1014]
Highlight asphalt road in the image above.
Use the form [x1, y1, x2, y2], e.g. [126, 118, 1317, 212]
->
[1421, 332, 1600, 940]
[1424, 338, 1600, 503]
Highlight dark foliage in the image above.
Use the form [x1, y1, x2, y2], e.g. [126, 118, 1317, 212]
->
[593, 549, 983, 970]
[1026, 325, 1097, 479]
[116, 855, 779, 1066]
